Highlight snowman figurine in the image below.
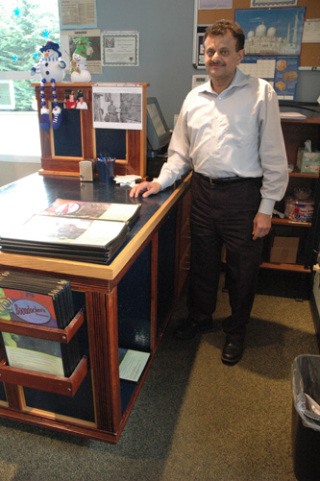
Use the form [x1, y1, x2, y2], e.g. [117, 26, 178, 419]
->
[70, 37, 93, 83]
[31, 41, 66, 131]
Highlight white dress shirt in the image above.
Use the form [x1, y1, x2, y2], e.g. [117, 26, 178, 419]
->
[157, 69, 288, 215]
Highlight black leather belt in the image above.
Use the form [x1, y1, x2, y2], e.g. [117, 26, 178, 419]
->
[194, 172, 257, 185]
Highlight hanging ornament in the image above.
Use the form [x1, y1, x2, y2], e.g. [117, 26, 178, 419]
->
[13, 7, 21, 17]
[41, 30, 51, 39]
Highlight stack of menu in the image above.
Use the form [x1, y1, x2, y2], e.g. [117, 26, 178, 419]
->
[0, 270, 80, 377]
[0, 199, 141, 264]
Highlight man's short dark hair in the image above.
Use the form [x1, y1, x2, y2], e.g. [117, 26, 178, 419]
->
[204, 20, 245, 51]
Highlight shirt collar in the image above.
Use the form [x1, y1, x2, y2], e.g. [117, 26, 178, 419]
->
[199, 68, 249, 96]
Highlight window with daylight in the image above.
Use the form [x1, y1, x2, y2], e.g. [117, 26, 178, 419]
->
[0, 0, 60, 162]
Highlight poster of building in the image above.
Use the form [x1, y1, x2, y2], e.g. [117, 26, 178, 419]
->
[235, 7, 305, 56]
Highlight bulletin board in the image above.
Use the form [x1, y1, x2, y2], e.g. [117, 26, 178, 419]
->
[53, 107, 83, 158]
[194, 0, 320, 68]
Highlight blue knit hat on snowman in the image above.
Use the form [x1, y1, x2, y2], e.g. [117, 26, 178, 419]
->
[40, 41, 62, 57]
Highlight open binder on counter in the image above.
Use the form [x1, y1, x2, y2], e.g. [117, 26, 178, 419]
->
[0, 199, 141, 264]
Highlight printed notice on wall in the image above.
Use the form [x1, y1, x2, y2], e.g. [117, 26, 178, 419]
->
[302, 19, 320, 44]
[59, 0, 97, 29]
[102, 31, 139, 66]
[239, 55, 299, 100]
[198, 0, 232, 9]
[251, 0, 297, 6]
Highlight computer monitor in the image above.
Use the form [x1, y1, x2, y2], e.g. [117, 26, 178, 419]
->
[146, 97, 171, 152]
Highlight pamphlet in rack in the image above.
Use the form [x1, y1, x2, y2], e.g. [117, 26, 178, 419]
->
[0, 270, 81, 376]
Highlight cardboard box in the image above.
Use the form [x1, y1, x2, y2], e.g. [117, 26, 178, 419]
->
[297, 149, 320, 174]
[270, 236, 299, 264]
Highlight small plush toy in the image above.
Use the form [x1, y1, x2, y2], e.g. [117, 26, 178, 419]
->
[70, 37, 93, 83]
[31, 41, 66, 131]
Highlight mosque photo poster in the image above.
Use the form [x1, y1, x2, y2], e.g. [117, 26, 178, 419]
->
[235, 7, 305, 56]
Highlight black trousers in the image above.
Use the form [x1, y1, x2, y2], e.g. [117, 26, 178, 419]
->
[188, 172, 264, 337]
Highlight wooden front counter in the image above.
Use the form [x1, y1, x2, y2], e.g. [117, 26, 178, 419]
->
[0, 173, 191, 443]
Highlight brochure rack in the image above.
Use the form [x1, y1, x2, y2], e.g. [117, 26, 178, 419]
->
[0, 309, 87, 396]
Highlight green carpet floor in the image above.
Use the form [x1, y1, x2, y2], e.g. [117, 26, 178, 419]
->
[0, 273, 318, 481]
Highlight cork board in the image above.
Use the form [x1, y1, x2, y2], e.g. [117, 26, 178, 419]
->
[195, 0, 320, 67]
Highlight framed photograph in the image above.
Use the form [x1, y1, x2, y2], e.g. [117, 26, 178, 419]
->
[92, 84, 143, 130]
[193, 25, 208, 69]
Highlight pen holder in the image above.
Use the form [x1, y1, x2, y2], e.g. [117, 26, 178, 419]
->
[97, 159, 115, 183]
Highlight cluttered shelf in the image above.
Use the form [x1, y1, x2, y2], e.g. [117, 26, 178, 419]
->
[262, 111, 320, 282]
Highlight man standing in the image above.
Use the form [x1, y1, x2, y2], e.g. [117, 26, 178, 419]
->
[130, 20, 288, 365]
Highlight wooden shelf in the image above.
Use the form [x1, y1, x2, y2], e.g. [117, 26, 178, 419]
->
[266, 114, 320, 279]
[0, 309, 85, 343]
[289, 171, 319, 179]
[0, 356, 88, 397]
[272, 218, 312, 228]
[281, 117, 320, 125]
[260, 262, 311, 273]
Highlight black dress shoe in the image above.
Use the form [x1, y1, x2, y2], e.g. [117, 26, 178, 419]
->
[174, 318, 213, 340]
[221, 336, 244, 365]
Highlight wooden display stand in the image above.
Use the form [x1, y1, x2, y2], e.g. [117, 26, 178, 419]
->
[33, 82, 148, 178]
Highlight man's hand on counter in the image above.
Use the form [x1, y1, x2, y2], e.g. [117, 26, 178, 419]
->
[130, 181, 162, 198]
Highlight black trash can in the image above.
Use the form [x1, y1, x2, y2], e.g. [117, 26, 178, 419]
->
[292, 355, 320, 481]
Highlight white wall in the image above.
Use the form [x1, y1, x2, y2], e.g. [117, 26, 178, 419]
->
[0, 111, 40, 186]
[0, 112, 40, 162]
[0, 161, 40, 187]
